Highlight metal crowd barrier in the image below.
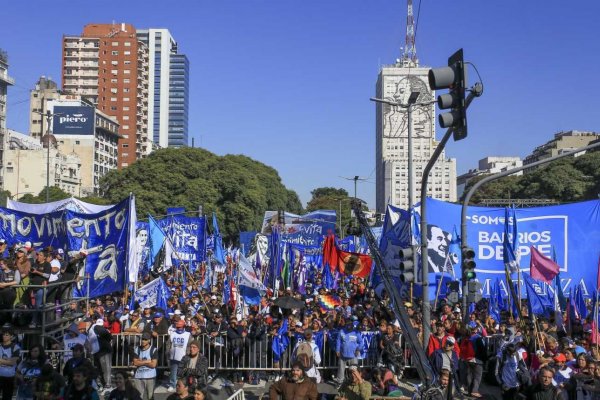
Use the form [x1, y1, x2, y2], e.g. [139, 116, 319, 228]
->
[226, 389, 245, 400]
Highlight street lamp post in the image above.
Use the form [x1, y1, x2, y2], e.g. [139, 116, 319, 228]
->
[36, 110, 60, 203]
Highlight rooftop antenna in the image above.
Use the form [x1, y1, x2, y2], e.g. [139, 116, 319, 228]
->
[340, 175, 369, 200]
[401, 0, 418, 66]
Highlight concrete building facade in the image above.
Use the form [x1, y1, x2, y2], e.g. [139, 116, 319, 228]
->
[3, 129, 82, 198]
[29, 76, 61, 140]
[137, 29, 189, 148]
[48, 99, 120, 196]
[375, 62, 457, 212]
[62, 23, 151, 168]
[523, 130, 600, 172]
[457, 156, 522, 198]
[0, 49, 14, 131]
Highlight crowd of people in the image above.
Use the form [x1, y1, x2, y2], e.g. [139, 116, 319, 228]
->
[0, 239, 600, 400]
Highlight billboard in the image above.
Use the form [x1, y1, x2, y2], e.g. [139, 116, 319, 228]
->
[421, 198, 600, 298]
[53, 106, 95, 135]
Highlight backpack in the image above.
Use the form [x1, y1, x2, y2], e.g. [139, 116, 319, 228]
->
[295, 342, 314, 371]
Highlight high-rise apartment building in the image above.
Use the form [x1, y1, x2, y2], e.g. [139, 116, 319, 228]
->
[137, 29, 189, 148]
[62, 23, 151, 168]
[0, 49, 14, 131]
[375, 61, 457, 213]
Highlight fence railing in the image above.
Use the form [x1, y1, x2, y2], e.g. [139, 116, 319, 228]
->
[28, 332, 506, 375]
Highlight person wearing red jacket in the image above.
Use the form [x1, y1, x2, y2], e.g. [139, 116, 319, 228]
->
[427, 321, 460, 357]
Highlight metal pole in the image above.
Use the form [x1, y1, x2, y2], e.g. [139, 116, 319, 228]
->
[407, 103, 419, 292]
[460, 140, 600, 313]
[421, 90, 478, 349]
[45, 111, 51, 203]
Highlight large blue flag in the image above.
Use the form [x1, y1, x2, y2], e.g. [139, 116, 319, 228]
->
[134, 278, 170, 312]
[212, 212, 226, 266]
[575, 283, 589, 319]
[148, 215, 167, 269]
[272, 319, 289, 362]
[503, 206, 520, 273]
[523, 273, 551, 317]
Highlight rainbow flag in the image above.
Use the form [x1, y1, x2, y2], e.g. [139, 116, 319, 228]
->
[318, 294, 341, 313]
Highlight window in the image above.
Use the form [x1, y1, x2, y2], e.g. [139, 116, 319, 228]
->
[110, 106, 117, 111]
[123, 106, 130, 111]
[123, 143, 129, 148]
[112, 42, 119, 46]
[123, 97, 130, 101]
[122, 116, 129, 120]
[124, 42, 131, 47]
[110, 97, 117, 101]
[111, 69, 118, 75]
[122, 125, 129, 129]
[123, 88, 130, 93]
[111, 60, 118, 65]
[111, 88, 118, 94]
[123, 79, 130, 84]
[124, 51, 131, 55]
[112, 51, 118, 55]
[124, 70, 130, 74]
[75, 141, 80, 145]
[111, 79, 117, 83]
[124, 60, 131, 65]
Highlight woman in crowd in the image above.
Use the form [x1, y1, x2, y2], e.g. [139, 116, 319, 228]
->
[107, 371, 142, 400]
[15, 344, 47, 400]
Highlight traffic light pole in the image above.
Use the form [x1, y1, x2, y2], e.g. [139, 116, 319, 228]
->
[460, 139, 600, 316]
[420, 88, 479, 348]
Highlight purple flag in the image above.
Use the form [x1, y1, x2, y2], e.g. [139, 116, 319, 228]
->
[530, 246, 559, 284]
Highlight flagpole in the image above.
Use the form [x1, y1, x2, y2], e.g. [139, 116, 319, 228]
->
[434, 271, 445, 311]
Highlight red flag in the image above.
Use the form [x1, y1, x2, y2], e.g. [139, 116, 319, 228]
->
[530, 246, 559, 284]
[320, 235, 372, 278]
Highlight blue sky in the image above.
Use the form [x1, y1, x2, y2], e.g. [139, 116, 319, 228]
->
[2, 0, 599, 209]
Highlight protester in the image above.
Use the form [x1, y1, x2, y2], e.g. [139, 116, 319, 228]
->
[63, 344, 96, 386]
[86, 313, 113, 392]
[108, 371, 142, 400]
[0, 326, 20, 400]
[132, 332, 158, 400]
[268, 361, 318, 400]
[177, 340, 209, 389]
[166, 379, 193, 400]
[335, 365, 372, 400]
[168, 319, 191, 391]
[61, 367, 100, 400]
[15, 344, 46, 400]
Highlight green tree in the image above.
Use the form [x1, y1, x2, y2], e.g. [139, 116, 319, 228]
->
[462, 151, 600, 204]
[18, 186, 70, 204]
[306, 187, 360, 235]
[99, 147, 302, 242]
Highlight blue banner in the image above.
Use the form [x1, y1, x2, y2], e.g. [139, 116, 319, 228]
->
[261, 210, 336, 247]
[239, 231, 257, 257]
[0, 198, 130, 298]
[422, 198, 600, 299]
[52, 106, 95, 135]
[133, 278, 170, 311]
[158, 215, 206, 270]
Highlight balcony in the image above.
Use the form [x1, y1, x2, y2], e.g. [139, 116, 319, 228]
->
[0, 71, 15, 85]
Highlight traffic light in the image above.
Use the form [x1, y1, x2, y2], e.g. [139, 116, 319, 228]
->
[427, 48, 468, 141]
[399, 246, 415, 283]
[462, 246, 476, 281]
[467, 280, 482, 303]
[447, 280, 460, 304]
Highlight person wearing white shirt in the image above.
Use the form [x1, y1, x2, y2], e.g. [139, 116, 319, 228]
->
[167, 319, 191, 392]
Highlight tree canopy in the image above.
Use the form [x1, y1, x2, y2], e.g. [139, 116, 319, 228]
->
[99, 147, 302, 241]
[461, 151, 600, 204]
[306, 186, 363, 235]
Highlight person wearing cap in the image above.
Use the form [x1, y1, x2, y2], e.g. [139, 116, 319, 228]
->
[86, 313, 113, 392]
[62, 344, 96, 386]
[132, 332, 158, 400]
[268, 361, 318, 400]
[495, 343, 526, 399]
[292, 329, 322, 383]
[167, 319, 191, 392]
[427, 321, 459, 357]
[144, 311, 169, 340]
[335, 320, 363, 385]
[553, 353, 572, 387]
[63, 323, 87, 364]
[430, 335, 459, 384]
[177, 340, 209, 389]
[335, 365, 371, 400]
